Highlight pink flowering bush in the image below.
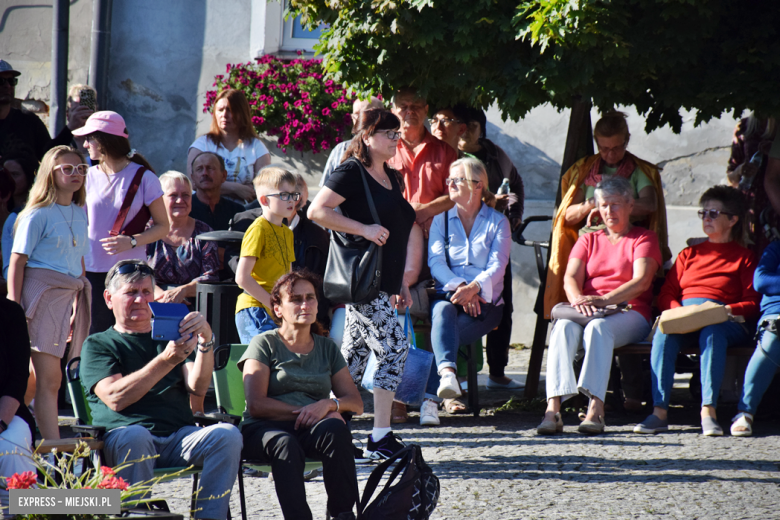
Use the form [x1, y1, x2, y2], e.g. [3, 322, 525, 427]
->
[204, 54, 355, 154]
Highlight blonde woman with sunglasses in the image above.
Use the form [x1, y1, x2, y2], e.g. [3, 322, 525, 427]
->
[7, 145, 92, 441]
[422, 157, 511, 423]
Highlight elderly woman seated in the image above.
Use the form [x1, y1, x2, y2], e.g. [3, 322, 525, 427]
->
[636, 186, 760, 436]
[421, 157, 511, 425]
[538, 176, 662, 435]
[238, 269, 363, 520]
[147, 171, 219, 304]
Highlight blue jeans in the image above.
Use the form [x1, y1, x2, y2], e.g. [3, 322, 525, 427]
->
[650, 297, 751, 409]
[235, 306, 277, 344]
[739, 315, 780, 414]
[424, 300, 504, 398]
[104, 424, 243, 519]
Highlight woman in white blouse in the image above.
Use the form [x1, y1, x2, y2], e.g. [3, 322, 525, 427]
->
[422, 157, 511, 425]
[188, 89, 271, 203]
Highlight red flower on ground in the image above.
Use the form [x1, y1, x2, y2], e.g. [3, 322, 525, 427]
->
[7, 471, 37, 489]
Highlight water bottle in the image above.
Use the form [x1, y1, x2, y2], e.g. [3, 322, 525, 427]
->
[497, 178, 511, 195]
[739, 151, 763, 191]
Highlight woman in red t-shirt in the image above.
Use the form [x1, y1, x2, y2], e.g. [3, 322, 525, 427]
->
[538, 177, 662, 435]
[635, 186, 760, 436]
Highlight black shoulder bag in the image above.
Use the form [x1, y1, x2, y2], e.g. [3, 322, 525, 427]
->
[323, 159, 383, 305]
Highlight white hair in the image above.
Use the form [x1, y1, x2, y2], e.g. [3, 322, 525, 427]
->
[159, 170, 193, 192]
[594, 176, 634, 203]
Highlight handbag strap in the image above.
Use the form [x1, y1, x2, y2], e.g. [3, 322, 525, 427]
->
[402, 308, 417, 350]
[110, 166, 147, 237]
[444, 210, 451, 268]
[348, 158, 381, 226]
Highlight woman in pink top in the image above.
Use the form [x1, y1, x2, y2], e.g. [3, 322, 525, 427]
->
[72, 111, 169, 333]
[538, 177, 662, 435]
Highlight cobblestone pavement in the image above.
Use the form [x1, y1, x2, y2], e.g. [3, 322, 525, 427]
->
[148, 347, 780, 519]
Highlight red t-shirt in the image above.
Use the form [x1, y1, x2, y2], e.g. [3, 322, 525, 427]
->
[569, 227, 663, 321]
[658, 240, 760, 318]
[388, 129, 457, 206]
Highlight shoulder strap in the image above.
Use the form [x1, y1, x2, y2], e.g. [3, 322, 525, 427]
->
[358, 445, 415, 518]
[444, 211, 451, 268]
[110, 166, 147, 237]
[348, 158, 381, 226]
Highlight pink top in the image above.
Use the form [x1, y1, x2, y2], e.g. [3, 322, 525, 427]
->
[569, 227, 662, 321]
[84, 163, 164, 273]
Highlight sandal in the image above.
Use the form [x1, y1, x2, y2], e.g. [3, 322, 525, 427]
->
[391, 402, 408, 424]
[578, 415, 606, 435]
[730, 412, 754, 437]
[536, 412, 564, 435]
[442, 398, 468, 415]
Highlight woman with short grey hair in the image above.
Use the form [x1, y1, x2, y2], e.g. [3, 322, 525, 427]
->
[146, 171, 219, 304]
[537, 176, 663, 435]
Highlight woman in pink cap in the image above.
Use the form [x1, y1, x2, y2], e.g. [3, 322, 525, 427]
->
[72, 111, 169, 333]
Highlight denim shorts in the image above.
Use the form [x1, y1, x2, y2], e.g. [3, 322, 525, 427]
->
[235, 306, 278, 344]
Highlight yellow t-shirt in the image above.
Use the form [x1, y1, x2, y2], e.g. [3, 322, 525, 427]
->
[235, 216, 295, 314]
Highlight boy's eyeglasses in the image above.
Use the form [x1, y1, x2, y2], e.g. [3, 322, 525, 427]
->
[445, 177, 480, 186]
[0, 77, 18, 87]
[698, 209, 732, 220]
[54, 164, 89, 176]
[267, 192, 302, 202]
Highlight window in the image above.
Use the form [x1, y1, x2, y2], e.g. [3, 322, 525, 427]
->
[280, 7, 327, 53]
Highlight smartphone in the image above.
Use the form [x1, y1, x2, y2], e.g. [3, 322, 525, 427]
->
[79, 88, 97, 111]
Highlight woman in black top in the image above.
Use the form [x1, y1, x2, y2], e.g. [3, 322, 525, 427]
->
[308, 108, 422, 461]
[0, 298, 36, 510]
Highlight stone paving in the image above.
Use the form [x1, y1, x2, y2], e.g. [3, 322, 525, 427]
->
[144, 347, 780, 519]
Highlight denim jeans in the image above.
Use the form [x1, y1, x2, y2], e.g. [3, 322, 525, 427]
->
[650, 297, 751, 409]
[235, 306, 278, 344]
[739, 315, 780, 414]
[0, 416, 35, 512]
[546, 310, 650, 402]
[424, 300, 504, 398]
[104, 424, 243, 519]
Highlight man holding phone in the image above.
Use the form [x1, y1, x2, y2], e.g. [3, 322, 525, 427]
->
[66, 84, 97, 161]
[80, 259, 242, 520]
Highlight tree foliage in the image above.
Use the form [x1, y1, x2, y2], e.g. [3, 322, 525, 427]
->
[288, 0, 780, 132]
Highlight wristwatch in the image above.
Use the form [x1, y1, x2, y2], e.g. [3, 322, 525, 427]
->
[130, 236, 138, 249]
[331, 398, 340, 413]
[0, 419, 8, 433]
[197, 333, 216, 353]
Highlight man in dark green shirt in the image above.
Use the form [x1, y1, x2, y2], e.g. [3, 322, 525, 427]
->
[189, 152, 245, 231]
[80, 260, 241, 520]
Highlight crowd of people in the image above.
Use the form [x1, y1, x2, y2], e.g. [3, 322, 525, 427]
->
[2, 53, 780, 520]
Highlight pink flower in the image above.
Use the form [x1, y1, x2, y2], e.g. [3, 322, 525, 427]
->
[324, 79, 334, 87]
[101, 466, 115, 476]
[98, 477, 129, 491]
[331, 102, 339, 109]
[293, 100, 302, 107]
[322, 108, 331, 116]
[7, 471, 37, 489]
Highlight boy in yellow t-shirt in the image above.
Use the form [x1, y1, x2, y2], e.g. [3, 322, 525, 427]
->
[234, 167, 298, 343]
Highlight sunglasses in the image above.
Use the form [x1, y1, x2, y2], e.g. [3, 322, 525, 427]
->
[267, 191, 302, 202]
[698, 209, 733, 220]
[428, 118, 462, 127]
[0, 77, 18, 87]
[54, 164, 89, 176]
[446, 177, 480, 186]
[113, 263, 154, 279]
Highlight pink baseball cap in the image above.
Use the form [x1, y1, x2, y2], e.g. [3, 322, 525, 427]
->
[72, 110, 129, 138]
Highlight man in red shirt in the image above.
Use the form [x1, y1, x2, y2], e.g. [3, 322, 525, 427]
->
[388, 88, 457, 233]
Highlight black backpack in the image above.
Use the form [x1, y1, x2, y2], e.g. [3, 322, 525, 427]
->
[358, 445, 440, 520]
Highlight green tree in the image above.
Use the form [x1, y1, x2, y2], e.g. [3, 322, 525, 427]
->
[288, 0, 780, 132]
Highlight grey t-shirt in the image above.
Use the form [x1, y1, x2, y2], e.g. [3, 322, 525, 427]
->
[237, 330, 348, 425]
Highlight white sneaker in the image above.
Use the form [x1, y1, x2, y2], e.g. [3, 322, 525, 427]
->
[420, 400, 440, 426]
[437, 371, 462, 399]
